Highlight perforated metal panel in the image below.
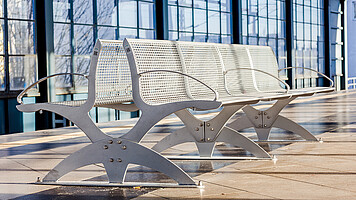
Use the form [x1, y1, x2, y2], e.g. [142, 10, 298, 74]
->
[177, 42, 222, 100]
[216, 44, 258, 95]
[126, 39, 193, 105]
[42, 40, 133, 108]
[246, 45, 285, 92]
[94, 40, 133, 105]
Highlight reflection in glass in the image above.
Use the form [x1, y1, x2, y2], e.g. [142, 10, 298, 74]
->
[194, 0, 206, 9]
[9, 56, 36, 90]
[119, 28, 137, 39]
[179, 0, 192, 7]
[268, 0, 276, 18]
[0, 57, 4, 91]
[259, 18, 267, 37]
[8, 20, 35, 55]
[221, 0, 230, 12]
[194, 33, 206, 42]
[179, 32, 192, 41]
[169, 31, 178, 40]
[221, 13, 230, 35]
[73, 0, 93, 24]
[53, 0, 70, 22]
[179, 7, 192, 32]
[55, 56, 72, 88]
[208, 0, 219, 10]
[268, 19, 276, 38]
[194, 9, 206, 33]
[139, 2, 154, 29]
[139, 29, 156, 39]
[258, 1, 267, 17]
[0, 19, 3, 54]
[98, 26, 117, 40]
[119, 0, 137, 27]
[168, 6, 177, 30]
[248, 15, 257, 36]
[74, 56, 90, 88]
[54, 23, 71, 55]
[139, 29, 155, 39]
[0, 0, 3, 18]
[208, 11, 219, 34]
[74, 25, 94, 55]
[208, 34, 219, 43]
[169, 0, 231, 43]
[97, 0, 116, 25]
[221, 35, 231, 44]
[8, 0, 33, 19]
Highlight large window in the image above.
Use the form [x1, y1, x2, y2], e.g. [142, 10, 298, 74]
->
[241, 0, 287, 74]
[53, 0, 155, 93]
[0, 0, 36, 92]
[168, 0, 232, 43]
[293, 0, 324, 87]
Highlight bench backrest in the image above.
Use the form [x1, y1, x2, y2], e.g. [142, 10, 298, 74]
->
[216, 44, 260, 95]
[246, 45, 285, 92]
[124, 39, 225, 106]
[123, 38, 287, 106]
[177, 41, 228, 99]
[92, 40, 133, 105]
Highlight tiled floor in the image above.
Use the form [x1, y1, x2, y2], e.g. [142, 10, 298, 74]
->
[1, 91, 356, 199]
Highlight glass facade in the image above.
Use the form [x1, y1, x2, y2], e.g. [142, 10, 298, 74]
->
[0, 0, 36, 91]
[168, 0, 232, 43]
[53, 0, 155, 92]
[0, 0, 334, 134]
[241, 0, 287, 76]
[293, 0, 324, 87]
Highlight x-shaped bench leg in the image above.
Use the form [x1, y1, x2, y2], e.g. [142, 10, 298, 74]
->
[42, 137, 195, 186]
[29, 105, 197, 187]
[228, 97, 318, 141]
[152, 105, 271, 159]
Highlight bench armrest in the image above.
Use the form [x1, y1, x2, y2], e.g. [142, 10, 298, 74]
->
[17, 73, 89, 104]
[224, 67, 290, 94]
[278, 67, 334, 87]
[138, 70, 219, 101]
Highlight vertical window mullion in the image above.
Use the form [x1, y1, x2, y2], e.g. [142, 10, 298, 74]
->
[93, 0, 98, 41]
[3, 0, 9, 93]
[137, 0, 139, 38]
[116, 0, 119, 39]
[192, 0, 194, 41]
[206, 0, 208, 41]
[69, 0, 74, 86]
[177, 3, 179, 40]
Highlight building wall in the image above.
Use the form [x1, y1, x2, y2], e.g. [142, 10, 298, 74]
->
[0, 0, 345, 134]
[348, 0, 356, 81]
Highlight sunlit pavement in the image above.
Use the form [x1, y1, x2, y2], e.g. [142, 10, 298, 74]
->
[1, 91, 356, 199]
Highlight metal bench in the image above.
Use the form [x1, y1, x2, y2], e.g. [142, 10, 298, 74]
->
[146, 40, 334, 158]
[16, 40, 201, 187]
[226, 45, 334, 141]
[124, 39, 291, 160]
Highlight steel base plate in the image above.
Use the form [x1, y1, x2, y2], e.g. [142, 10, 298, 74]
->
[35, 181, 204, 188]
[255, 139, 320, 143]
[166, 156, 272, 160]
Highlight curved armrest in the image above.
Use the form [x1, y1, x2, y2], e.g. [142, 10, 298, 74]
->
[278, 67, 334, 87]
[17, 73, 89, 104]
[224, 67, 290, 93]
[138, 70, 219, 101]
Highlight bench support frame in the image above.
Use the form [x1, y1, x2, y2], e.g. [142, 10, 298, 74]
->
[152, 105, 271, 159]
[228, 97, 318, 141]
